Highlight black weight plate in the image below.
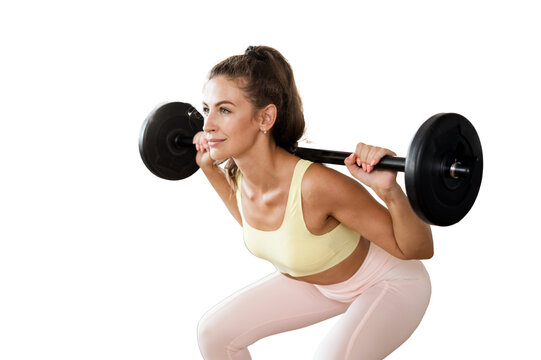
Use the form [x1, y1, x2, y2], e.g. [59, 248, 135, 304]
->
[405, 113, 483, 226]
[139, 102, 204, 180]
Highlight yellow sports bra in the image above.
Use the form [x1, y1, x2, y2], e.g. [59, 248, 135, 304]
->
[235, 159, 361, 277]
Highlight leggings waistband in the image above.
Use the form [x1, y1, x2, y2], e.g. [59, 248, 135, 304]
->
[314, 242, 430, 303]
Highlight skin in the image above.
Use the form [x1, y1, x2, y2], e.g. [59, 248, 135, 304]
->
[193, 75, 433, 285]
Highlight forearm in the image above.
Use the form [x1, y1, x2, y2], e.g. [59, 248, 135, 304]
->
[201, 164, 242, 225]
[202, 164, 230, 196]
[377, 185, 434, 259]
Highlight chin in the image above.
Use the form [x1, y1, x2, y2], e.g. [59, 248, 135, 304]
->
[210, 142, 249, 162]
[209, 149, 230, 162]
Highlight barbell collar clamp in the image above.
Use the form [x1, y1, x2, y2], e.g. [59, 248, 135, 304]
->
[450, 161, 470, 179]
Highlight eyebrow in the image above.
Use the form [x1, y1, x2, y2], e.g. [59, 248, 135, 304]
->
[202, 100, 236, 107]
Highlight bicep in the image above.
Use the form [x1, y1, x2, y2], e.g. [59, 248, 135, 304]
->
[307, 165, 407, 259]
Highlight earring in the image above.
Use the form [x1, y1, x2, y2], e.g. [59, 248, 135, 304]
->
[263, 129, 268, 134]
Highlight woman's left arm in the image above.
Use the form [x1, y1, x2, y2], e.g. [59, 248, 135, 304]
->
[304, 144, 433, 260]
[370, 182, 434, 259]
[344, 142, 433, 259]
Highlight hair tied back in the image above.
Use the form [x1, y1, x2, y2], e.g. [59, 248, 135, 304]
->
[246, 46, 266, 61]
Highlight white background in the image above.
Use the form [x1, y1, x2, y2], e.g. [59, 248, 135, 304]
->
[1, 0, 540, 359]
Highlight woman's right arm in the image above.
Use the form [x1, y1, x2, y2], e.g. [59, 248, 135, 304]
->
[193, 131, 242, 226]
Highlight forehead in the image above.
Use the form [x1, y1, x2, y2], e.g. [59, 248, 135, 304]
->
[203, 76, 248, 104]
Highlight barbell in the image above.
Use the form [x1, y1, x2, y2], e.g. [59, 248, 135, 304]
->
[139, 102, 483, 226]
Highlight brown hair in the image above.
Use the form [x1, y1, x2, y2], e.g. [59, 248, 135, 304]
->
[208, 46, 305, 190]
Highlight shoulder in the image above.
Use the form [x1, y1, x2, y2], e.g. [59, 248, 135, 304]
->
[302, 161, 365, 192]
[302, 161, 343, 188]
[301, 161, 371, 211]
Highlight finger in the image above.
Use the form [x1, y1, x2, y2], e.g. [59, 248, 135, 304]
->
[360, 144, 373, 165]
[367, 163, 374, 173]
[354, 143, 365, 159]
[193, 131, 202, 144]
[366, 146, 379, 166]
[355, 143, 367, 162]
[344, 153, 356, 166]
[345, 153, 362, 170]
[368, 147, 383, 166]
[345, 156, 367, 179]
[376, 148, 397, 166]
[345, 152, 363, 168]
[375, 148, 387, 166]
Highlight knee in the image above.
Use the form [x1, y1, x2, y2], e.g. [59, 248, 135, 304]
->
[197, 311, 233, 358]
[197, 313, 219, 354]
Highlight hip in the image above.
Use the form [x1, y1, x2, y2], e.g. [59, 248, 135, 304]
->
[313, 242, 431, 303]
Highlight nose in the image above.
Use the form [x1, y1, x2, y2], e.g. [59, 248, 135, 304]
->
[202, 110, 216, 133]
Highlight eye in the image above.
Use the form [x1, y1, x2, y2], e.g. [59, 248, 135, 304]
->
[220, 107, 231, 114]
[202, 107, 209, 116]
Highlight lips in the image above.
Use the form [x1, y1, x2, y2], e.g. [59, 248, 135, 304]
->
[207, 139, 226, 147]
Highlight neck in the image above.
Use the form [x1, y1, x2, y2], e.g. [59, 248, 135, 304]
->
[233, 138, 294, 194]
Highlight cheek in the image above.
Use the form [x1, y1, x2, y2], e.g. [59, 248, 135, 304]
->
[209, 125, 258, 159]
[228, 127, 258, 151]
[227, 116, 258, 143]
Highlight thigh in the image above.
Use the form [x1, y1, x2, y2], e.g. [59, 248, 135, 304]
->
[315, 273, 431, 360]
[198, 272, 349, 350]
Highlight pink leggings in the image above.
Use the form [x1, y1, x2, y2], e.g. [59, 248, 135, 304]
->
[197, 243, 431, 359]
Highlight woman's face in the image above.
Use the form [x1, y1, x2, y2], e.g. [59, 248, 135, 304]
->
[202, 76, 261, 161]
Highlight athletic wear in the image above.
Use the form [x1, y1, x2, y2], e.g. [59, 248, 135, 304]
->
[197, 159, 432, 359]
[235, 159, 360, 277]
[197, 242, 431, 359]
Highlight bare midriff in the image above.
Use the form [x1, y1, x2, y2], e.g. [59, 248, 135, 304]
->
[282, 236, 370, 285]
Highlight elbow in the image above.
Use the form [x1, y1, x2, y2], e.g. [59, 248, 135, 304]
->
[413, 242, 434, 260]
[401, 241, 434, 260]
[393, 230, 434, 260]
[423, 234, 435, 259]
[402, 250, 433, 261]
[417, 249, 434, 260]
[414, 231, 434, 260]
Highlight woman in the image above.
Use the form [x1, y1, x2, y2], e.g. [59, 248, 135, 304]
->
[192, 46, 433, 360]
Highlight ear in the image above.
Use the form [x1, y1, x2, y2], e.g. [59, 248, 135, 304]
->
[258, 104, 277, 132]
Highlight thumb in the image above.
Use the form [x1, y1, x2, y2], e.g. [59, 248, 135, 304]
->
[344, 153, 370, 182]
[344, 153, 361, 174]
[344, 153, 356, 166]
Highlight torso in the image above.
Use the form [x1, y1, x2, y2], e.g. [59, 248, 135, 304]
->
[239, 155, 370, 285]
[282, 237, 369, 285]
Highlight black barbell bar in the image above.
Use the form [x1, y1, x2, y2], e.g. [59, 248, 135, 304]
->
[173, 135, 471, 178]
[140, 102, 483, 226]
